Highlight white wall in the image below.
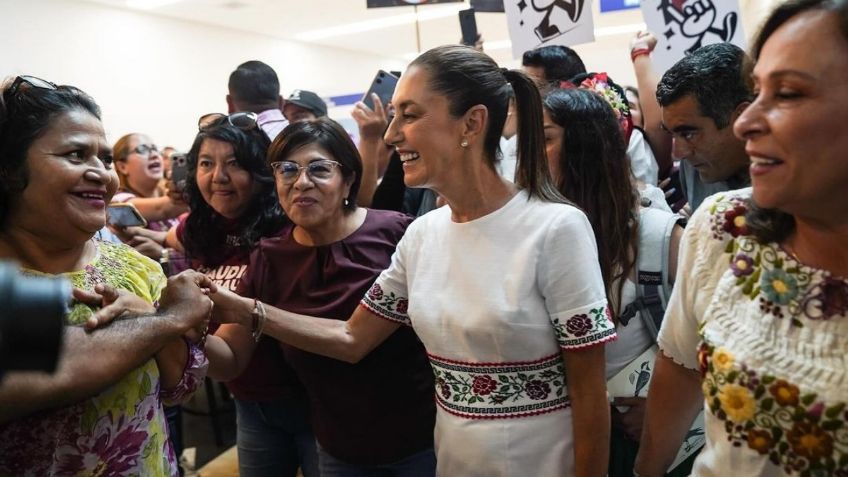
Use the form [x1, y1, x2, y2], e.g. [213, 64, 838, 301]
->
[0, 0, 784, 151]
[0, 0, 406, 149]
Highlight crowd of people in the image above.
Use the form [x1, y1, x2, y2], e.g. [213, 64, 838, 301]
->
[0, 0, 846, 476]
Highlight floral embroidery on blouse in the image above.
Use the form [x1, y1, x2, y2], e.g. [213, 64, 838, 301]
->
[429, 353, 570, 419]
[699, 342, 848, 475]
[0, 240, 207, 477]
[361, 282, 410, 325]
[550, 305, 617, 349]
[710, 195, 848, 328]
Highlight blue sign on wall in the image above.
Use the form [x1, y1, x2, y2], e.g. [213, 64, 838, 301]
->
[600, 0, 640, 13]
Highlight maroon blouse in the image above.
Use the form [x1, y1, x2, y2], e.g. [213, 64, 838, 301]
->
[238, 208, 436, 465]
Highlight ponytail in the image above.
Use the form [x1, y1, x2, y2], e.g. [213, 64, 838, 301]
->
[502, 69, 566, 203]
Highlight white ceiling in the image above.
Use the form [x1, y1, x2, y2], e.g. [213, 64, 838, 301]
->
[82, 0, 646, 65]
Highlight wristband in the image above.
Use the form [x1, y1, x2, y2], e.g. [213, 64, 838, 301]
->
[251, 299, 267, 342]
[631, 48, 652, 62]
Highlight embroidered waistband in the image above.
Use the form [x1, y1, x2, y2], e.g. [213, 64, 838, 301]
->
[430, 353, 569, 420]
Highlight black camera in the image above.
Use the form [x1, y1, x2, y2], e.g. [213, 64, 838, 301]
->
[0, 262, 68, 380]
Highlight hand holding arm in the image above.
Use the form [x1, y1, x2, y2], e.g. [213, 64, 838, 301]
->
[73, 284, 156, 330]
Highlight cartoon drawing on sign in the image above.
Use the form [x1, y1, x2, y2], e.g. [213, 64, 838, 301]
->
[658, 0, 738, 53]
[628, 360, 652, 397]
[682, 427, 705, 452]
[523, 0, 586, 42]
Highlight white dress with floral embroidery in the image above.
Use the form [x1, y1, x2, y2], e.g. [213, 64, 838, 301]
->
[659, 189, 848, 476]
[361, 190, 616, 477]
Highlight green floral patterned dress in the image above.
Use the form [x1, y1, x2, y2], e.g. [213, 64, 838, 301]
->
[659, 190, 848, 477]
[0, 240, 208, 477]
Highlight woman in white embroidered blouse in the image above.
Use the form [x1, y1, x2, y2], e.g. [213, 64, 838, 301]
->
[635, 1, 848, 476]
[209, 45, 615, 477]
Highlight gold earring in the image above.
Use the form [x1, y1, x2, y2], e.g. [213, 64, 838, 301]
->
[460, 138, 469, 148]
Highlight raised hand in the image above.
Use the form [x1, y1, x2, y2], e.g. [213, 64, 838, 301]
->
[680, 0, 717, 38]
[352, 94, 389, 141]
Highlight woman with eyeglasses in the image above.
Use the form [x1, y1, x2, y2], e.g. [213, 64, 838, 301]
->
[0, 76, 212, 475]
[109, 133, 188, 260]
[207, 46, 613, 477]
[163, 114, 320, 477]
[200, 117, 437, 476]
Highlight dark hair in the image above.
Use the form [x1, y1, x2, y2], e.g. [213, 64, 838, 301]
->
[267, 117, 363, 213]
[544, 88, 637, 313]
[522, 45, 587, 86]
[0, 78, 101, 227]
[568, 72, 633, 140]
[745, 0, 848, 244]
[228, 60, 281, 112]
[411, 45, 564, 203]
[182, 119, 285, 266]
[656, 42, 753, 129]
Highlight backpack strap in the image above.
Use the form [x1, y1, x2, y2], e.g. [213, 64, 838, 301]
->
[626, 207, 682, 340]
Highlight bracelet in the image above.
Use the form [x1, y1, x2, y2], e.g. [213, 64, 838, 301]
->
[251, 299, 267, 343]
[631, 48, 652, 62]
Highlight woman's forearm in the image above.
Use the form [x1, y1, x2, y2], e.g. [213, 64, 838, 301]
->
[635, 352, 704, 476]
[633, 55, 673, 178]
[126, 196, 187, 223]
[562, 346, 610, 477]
[155, 338, 189, 392]
[212, 290, 399, 365]
[356, 138, 388, 207]
[0, 315, 186, 423]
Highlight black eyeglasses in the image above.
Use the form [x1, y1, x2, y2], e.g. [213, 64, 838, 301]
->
[6, 75, 57, 99]
[131, 144, 159, 156]
[269, 160, 344, 185]
[198, 112, 259, 131]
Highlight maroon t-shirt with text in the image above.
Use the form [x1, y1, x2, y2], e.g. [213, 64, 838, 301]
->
[238, 209, 436, 465]
[177, 215, 302, 402]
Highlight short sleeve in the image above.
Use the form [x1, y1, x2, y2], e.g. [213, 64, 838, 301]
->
[360, 227, 414, 326]
[540, 207, 617, 350]
[657, 191, 744, 370]
[160, 339, 209, 405]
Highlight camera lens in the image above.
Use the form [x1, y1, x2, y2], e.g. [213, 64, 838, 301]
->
[0, 263, 68, 374]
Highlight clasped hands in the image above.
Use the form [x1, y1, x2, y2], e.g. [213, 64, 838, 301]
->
[72, 270, 217, 343]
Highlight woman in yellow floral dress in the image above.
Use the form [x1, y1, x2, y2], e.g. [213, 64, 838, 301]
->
[635, 1, 848, 476]
[0, 76, 211, 476]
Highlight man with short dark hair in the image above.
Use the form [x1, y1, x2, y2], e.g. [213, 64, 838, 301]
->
[283, 89, 327, 123]
[521, 44, 587, 87]
[657, 43, 753, 210]
[227, 60, 287, 141]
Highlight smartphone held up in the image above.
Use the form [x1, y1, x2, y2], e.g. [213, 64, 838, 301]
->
[459, 8, 478, 47]
[362, 70, 399, 111]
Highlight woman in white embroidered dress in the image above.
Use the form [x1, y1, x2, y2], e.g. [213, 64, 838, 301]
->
[635, 1, 848, 475]
[209, 45, 615, 477]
